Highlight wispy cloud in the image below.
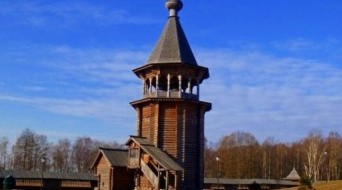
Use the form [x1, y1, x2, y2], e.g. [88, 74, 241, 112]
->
[0, 94, 134, 121]
[1, 43, 341, 143]
[271, 39, 342, 65]
[273, 39, 321, 52]
[0, 45, 148, 128]
[197, 49, 342, 142]
[0, 1, 158, 27]
[48, 46, 148, 85]
[1, 44, 147, 96]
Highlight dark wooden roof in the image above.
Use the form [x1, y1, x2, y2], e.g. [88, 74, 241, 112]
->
[90, 148, 128, 169]
[132, 2, 210, 81]
[100, 148, 128, 167]
[146, 15, 197, 66]
[204, 178, 300, 186]
[0, 170, 96, 181]
[126, 136, 183, 171]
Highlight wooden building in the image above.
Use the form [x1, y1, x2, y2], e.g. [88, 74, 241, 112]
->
[91, 0, 211, 189]
[0, 170, 97, 190]
[283, 167, 301, 182]
[90, 148, 134, 190]
[129, 0, 211, 189]
[126, 136, 183, 189]
[204, 169, 300, 190]
[203, 178, 300, 190]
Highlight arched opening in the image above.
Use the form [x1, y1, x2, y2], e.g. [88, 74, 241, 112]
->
[151, 77, 157, 92]
[170, 76, 179, 91]
[190, 79, 198, 95]
[181, 78, 188, 92]
[145, 79, 150, 94]
[159, 76, 167, 91]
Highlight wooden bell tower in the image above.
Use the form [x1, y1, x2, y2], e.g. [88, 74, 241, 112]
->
[130, 0, 211, 189]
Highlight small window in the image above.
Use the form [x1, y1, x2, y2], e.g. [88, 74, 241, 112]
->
[130, 148, 139, 158]
[128, 148, 140, 168]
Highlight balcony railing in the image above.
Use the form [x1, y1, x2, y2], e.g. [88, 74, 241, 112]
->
[144, 90, 198, 100]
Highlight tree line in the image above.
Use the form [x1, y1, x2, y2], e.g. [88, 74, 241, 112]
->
[204, 130, 342, 182]
[1, 128, 341, 182]
[0, 128, 122, 173]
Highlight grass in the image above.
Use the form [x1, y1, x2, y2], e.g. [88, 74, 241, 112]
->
[313, 180, 342, 190]
[279, 180, 342, 190]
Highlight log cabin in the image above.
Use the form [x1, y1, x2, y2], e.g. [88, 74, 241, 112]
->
[90, 148, 134, 190]
[0, 170, 97, 190]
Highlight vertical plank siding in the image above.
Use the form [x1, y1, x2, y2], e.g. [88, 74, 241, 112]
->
[159, 103, 177, 157]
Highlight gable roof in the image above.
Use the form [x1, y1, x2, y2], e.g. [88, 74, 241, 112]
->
[284, 167, 301, 181]
[126, 136, 183, 171]
[91, 148, 128, 169]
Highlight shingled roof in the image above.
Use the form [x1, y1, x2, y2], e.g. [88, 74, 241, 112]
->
[0, 170, 96, 181]
[126, 136, 183, 171]
[90, 148, 128, 169]
[204, 178, 299, 186]
[284, 167, 301, 181]
[146, 4, 197, 66]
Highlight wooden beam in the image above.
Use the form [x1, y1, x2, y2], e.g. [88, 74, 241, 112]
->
[166, 171, 169, 190]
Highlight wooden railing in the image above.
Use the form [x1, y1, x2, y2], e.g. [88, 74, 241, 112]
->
[144, 90, 198, 100]
[140, 159, 159, 189]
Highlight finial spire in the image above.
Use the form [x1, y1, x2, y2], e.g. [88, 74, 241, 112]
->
[166, 0, 183, 17]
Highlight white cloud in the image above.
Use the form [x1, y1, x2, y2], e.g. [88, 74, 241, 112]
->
[273, 39, 321, 52]
[0, 1, 158, 27]
[1, 43, 341, 143]
[46, 46, 147, 85]
[197, 49, 342, 142]
[0, 93, 135, 122]
[0, 45, 146, 124]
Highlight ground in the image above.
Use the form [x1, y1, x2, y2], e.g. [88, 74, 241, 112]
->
[280, 180, 342, 190]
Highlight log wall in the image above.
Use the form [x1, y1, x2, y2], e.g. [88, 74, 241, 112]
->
[95, 154, 111, 190]
[136, 100, 209, 190]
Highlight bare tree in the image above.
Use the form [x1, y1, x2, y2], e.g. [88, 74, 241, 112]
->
[216, 131, 261, 179]
[52, 138, 71, 172]
[12, 128, 36, 170]
[12, 129, 51, 171]
[71, 137, 96, 173]
[33, 134, 51, 171]
[205, 130, 342, 181]
[93, 140, 124, 150]
[0, 136, 9, 169]
[261, 137, 275, 179]
[326, 131, 342, 180]
[5, 127, 341, 181]
[204, 140, 218, 178]
[302, 130, 327, 181]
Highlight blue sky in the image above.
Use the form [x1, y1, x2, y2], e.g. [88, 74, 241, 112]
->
[0, 0, 341, 145]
